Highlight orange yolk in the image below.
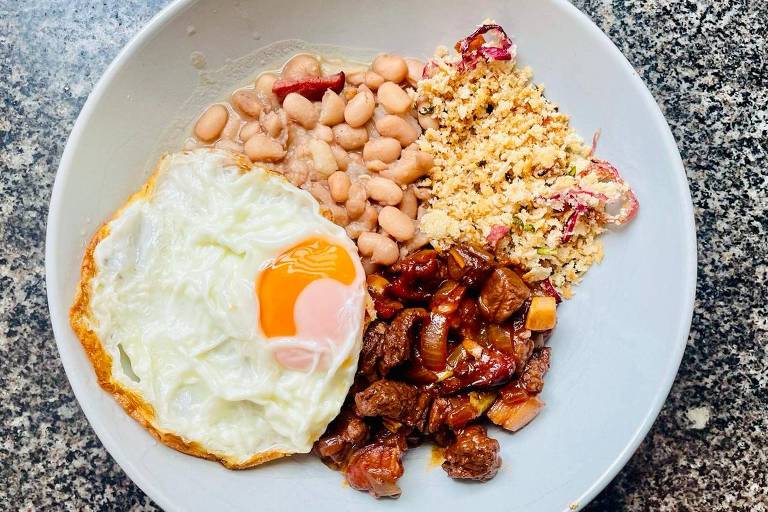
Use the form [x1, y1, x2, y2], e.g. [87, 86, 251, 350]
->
[257, 238, 356, 338]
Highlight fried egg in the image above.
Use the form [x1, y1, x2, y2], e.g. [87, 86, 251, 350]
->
[70, 149, 365, 468]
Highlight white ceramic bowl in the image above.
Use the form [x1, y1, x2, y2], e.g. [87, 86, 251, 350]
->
[46, 0, 696, 510]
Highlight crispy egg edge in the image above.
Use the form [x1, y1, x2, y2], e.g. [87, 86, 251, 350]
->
[69, 149, 303, 469]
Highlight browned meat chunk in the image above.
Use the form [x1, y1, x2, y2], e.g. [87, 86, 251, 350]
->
[346, 443, 405, 498]
[355, 379, 431, 430]
[442, 425, 501, 481]
[359, 320, 388, 382]
[477, 267, 530, 323]
[313, 409, 370, 469]
[446, 245, 494, 288]
[359, 309, 427, 381]
[521, 347, 551, 394]
[383, 308, 427, 375]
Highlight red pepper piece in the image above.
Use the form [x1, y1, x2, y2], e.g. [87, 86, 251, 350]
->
[271, 71, 345, 101]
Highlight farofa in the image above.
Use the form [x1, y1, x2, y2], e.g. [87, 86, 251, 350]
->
[417, 41, 636, 298]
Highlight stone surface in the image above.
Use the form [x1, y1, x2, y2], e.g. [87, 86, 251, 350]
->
[1, 0, 766, 510]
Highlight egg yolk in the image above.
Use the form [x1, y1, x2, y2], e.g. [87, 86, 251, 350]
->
[258, 238, 356, 338]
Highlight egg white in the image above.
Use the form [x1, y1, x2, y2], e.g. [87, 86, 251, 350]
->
[81, 149, 365, 466]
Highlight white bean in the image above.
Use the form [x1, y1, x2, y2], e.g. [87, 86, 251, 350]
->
[377, 82, 412, 114]
[405, 58, 424, 86]
[244, 134, 285, 162]
[328, 171, 351, 202]
[418, 113, 439, 130]
[254, 73, 279, 109]
[239, 121, 262, 142]
[261, 110, 284, 138]
[310, 183, 349, 226]
[378, 206, 415, 241]
[319, 90, 346, 126]
[357, 232, 399, 265]
[332, 123, 369, 150]
[363, 137, 402, 163]
[345, 182, 368, 219]
[308, 139, 338, 177]
[214, 139, 244, 154]
[283, 93, 318, 129]
[231, 89, 263, 118]
[309, 125, 331, 144]
[375, 115, 419, 146]
[345, 205, 379, 240]
[372, 54, 408, 83]
[399, 186, 418, 219]
[330, 144, 350, 171]
[366, 177, 403, 205]
[364, 71, 384, 90]
[347, 72, 365, 86]
[194, 104, 228, 142]
[281, 54, 321, 81]
[344, 85, 375, 128]
[379, 156, 420, 185]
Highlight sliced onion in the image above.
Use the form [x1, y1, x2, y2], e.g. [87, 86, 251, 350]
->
[420, 312, 449, 371]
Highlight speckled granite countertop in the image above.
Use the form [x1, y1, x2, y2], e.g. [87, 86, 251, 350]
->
[1, 1, 766, 510]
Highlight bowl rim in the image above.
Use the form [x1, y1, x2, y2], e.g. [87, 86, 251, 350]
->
[45, 0, 697, 509]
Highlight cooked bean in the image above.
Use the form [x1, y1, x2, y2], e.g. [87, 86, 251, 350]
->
[366, 160, 389, 172]
[358, 232, 399, 265]
[405, 58, 424, 86]
[194, 104, 228, 142]
[377, 82, 412, 114]
[330, 144, 350, 171]
[380, 154, 428, 185]
[311, 183, 349, 226]
[364, 71, 385, 90]
[346, 206, 379, 239]
[363, 137, 402, 163]
[418, 113, 439, 130]
[231, 89, 263, 118]
[414, 186, 432, 201]
[329, 171, 351, 202]
[333, 123, 369, 150]
[319, 90, 346, 126]
[222, 109, 242, 139]
[281, 54, 321, 81]
[344, 85, 376, 128]
[409, 149, 434, 170]
[313, 124, 334, 143]
[284, 159, 309, 187]
[399, 186, 418, 219]
[283, 92, 318, 129]
[375, 115, 419, 147]
[214, 139, 244, 154]
[254, 73, 279, 108]
[345, 182, 368, 219]
[347, 72, 365, 86]
[372, 54, 408, 83]
[366, 177, 403, 206]
[308, 139, 338, 177]
[239, 121, 262, 142]
[244, 134, 285, 162]
[261, 110, 284, 138]
[378, 206, 415, 241]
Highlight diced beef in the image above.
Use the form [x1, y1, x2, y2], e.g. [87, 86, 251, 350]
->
[442, 425, 501, 481]
[313, 409, 370, 469]
[346, 443, 405, 498]
[354, 379, 431, 430]
[478, 267, 530, 323]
